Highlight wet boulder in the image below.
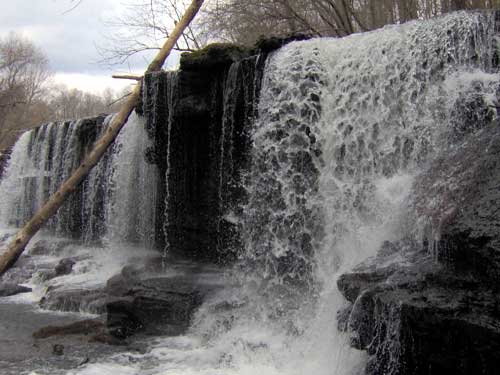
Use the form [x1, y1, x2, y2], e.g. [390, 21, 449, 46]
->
[33, 319, 105, 339]
[106, 274, 203, 339]
[54, 258, 76, 276]
[40, 287, 108, 314]
[180, 43, 251, 71]
[413, 124, 500, 280]
[337, 245, 500, 375]
[0, 283, 32, 297]
[337, 125, 500, 375]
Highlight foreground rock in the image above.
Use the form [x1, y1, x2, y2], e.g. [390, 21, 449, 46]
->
[0, 301, 124, 375]
[105, 265, 212, 339]
[33, 319, 105, 339]
[338, 245, 500, 375]
[33, 318, 126, 346]
[338, 125, 500, 375]
[40, 287, 108, 314]
[39, 260, 224, 340]
[0, 283, 32, 297]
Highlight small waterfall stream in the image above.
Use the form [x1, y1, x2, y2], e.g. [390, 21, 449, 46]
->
[0, 10, 498, 375]
[0, 113, 157, 247]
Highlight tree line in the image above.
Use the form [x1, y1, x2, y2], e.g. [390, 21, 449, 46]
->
[0, 33, 124, 152]
[200, 0, 500, 44]
[100, 0, 500, 64]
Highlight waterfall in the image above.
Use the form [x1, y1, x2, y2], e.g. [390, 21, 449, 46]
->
[104, 112, 158, 248]
[0, 10, 498, 375]
[230, 10, 498, 374]
[178, 11, 499, 375]
[0, 112, 157, 247]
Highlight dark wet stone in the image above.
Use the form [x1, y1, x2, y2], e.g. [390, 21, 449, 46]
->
[0, 283, 32, 297]
[338, 246, 500, 375]
[143, 53, 263, 262]
[338, 124, 500, 375]
[33, 319, 105, 339]
[254, 34, 312, 54]
[88, 332, 128, 346]
[180, 43, 251, 71]
[40, 287, 108, 314]
[106, 275, 204, 339]
[52, 344, 64, 356]
[37, 269, 57, 281]
[413, 124, 500, 281]
[54, 258, 76, 276]
[337, 120, 500, 375]
[28, 239, 74, 256]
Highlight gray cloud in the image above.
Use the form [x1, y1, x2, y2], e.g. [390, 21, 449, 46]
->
[0, 0, 162, 75]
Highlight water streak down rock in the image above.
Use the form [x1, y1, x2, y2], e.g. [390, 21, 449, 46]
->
[142, 45, 266, 262]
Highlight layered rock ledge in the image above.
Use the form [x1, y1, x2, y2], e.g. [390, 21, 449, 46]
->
[338, 124, 500, 375]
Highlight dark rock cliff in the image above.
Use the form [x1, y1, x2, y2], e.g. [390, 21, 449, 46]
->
[142, 43, 267, 263]
[337, 123, 500, 375]
[0, 150, 10, 180]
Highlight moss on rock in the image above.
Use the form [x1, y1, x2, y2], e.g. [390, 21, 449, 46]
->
[180, 43, 251, 71]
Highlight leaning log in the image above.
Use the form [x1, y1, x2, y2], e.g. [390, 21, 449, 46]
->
[0, 0, 205, 276]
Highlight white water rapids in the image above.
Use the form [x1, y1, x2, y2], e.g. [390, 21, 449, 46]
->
[0, 11, 499, 375]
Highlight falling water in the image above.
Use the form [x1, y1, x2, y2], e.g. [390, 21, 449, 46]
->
[0, 10, 498, 375]
[0, 113, 158, 247]
[104, 112, 158, 248]
[124, 11, 497, 375]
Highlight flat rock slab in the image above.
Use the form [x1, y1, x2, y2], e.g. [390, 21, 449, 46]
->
[40, 287, 108, 314]
[105, 261, 225, 339]
[38, 258, 226, 340]
[0, 283, 32, 297]
[106, 283, 202, 338]
[337, 244, 500, 375]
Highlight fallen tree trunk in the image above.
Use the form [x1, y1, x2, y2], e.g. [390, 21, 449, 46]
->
[0, 0, 205, 277]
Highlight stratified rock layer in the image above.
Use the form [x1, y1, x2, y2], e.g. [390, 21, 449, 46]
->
[142, 44, 266, 262]
[338, 124, 500, 375]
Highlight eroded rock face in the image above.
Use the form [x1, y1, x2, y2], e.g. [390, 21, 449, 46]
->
[106, 268, 208, 339]
[414, 124, 500, 281]
[40, 288, 108, 314]
[337, 125, 500, 375]
[338, 245, 500, 375]
[0, 150, 10, 179]
[0, 283, 32, 297]
[39, 261, 222, 341]
[142, 45, 265, 263]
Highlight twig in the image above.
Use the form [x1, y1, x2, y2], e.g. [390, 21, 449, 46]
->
[107, 92, 132, 107]
[112, 74, 143, 81]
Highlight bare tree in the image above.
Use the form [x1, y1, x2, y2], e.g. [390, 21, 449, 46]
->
[46, 84, 126, 121]
[98, 0, 204, 66]
[199, 0, 500, 47]
[0, 0, 205, 278]
[0, 33, 51, 150]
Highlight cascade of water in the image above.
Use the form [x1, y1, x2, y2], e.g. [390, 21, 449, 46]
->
[104, 112, 158, 248]
[163, 72, 178, 261]
[1, 11, 499, 375]
[218, 57, 263, 259]
[179, 11, 500, 375]
[0, 117, 113, 238]
[0, 131, 34, 228]
[0, 113, 158, 247]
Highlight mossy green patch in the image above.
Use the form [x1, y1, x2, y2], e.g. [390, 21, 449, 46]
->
[180, 43, 251, 71]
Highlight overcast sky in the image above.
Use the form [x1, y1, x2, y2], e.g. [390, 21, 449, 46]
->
[0, 0, 179, 94]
